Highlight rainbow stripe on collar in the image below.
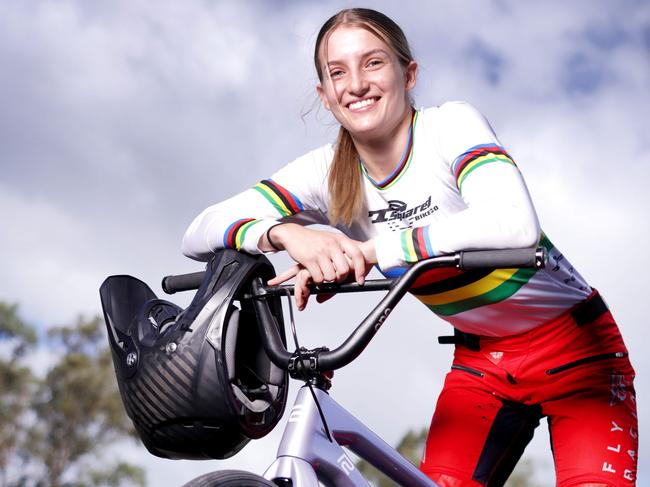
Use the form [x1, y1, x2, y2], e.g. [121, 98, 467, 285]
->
[361, 111, 418, 190]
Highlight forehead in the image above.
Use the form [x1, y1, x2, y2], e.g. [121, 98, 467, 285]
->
[320, 25, 392, 63]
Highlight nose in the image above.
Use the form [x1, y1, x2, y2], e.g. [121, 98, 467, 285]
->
[348, 68, 369, 96]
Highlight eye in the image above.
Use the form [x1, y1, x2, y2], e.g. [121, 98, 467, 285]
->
[366, 58, 384, 69]
[329, 69, 345, 79]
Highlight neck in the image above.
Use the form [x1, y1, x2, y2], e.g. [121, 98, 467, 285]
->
[351, 107, 414, 182]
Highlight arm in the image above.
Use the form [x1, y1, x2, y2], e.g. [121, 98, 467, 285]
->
[373, 102, 540, 270]
[182, 146, 370, 301]
[182, 147, 331, 261]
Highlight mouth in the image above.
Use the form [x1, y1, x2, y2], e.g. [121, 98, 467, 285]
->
[347, 97, 379, 111]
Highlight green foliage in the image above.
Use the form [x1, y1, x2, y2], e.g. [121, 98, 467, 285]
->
[0, 303, 37, 487]
[0, 303, 145, 487]
[0, 302, 37, 358]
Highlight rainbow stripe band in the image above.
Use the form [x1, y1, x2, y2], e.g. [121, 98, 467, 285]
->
[410, 268, 493, 296]
[253, 179, 304, 217]
[361, 111, 418, 190]
[401, 226, 434, 263]
[426, 267, 537, 316]
[223, 218, 259, 250]
[452, 144, 517, 191]
[409, 233, 554, 316]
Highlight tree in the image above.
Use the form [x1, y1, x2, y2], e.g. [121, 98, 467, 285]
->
[0, 302, 145, 487]
[0, 303, 37, 487]
[26, 316, 144, 487]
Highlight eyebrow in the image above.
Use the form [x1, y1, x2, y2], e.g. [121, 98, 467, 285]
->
[325, 48, 390, 67]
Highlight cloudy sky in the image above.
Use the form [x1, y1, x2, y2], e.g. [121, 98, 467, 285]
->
[1, 0, 649, 485]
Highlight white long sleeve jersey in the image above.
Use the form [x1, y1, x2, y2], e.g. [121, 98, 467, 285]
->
[183, 102, 590, 336]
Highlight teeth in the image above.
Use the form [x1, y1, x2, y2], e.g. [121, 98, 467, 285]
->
[349, 98, 376, 110]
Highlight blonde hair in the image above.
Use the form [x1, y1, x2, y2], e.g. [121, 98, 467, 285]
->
[314, 8, 415, 225]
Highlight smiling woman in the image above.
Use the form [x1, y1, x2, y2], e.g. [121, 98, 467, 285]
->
[181, 7, 638, 487]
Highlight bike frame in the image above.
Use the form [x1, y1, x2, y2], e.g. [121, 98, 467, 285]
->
[263, 385, 437, 487]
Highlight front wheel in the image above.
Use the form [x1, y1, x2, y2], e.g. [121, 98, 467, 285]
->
[181, 470, 277, 487]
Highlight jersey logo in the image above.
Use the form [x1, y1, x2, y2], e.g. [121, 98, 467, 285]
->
[487, 351, 504, 364]
[368, 196, 438, 230]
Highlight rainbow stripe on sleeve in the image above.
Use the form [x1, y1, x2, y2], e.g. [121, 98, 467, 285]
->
[451, 144, 517, 191]
[401, 226, 435, 263]
[223, 218, 260, 250]
[253, 179, 304, 217]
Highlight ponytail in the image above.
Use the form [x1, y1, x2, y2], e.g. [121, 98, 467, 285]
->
[328, 127, 365, 226]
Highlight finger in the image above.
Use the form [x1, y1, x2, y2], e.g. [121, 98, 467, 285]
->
[295, 269, 312, 311]
[318, 255, 336, 282]
[331, 251, 351, 282]
[303, 260, 324, 285]
[315, 255, 337, 283]
[340, 239, 367, 284]
[268, 264, 301, 286]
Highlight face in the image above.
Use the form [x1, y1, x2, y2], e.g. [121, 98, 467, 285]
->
[316, 25, 417, 141]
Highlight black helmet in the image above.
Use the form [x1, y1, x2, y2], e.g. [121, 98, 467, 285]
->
[99, 250, 288, 460]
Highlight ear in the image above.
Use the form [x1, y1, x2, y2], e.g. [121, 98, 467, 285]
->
[316, 83, 331, 111]
[404, 61, 418, 92]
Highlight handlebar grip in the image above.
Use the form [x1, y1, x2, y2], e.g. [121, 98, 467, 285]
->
[162, 271, 205, 294]
[458, 247, 545, 270]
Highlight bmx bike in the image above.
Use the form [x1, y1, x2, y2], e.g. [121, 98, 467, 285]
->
[158, 247, 546, 487]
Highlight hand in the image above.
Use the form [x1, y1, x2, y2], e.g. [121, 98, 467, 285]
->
[267, 224, 368, 285]
[265, 225, 375, 310]
[270, 263, 372, 311]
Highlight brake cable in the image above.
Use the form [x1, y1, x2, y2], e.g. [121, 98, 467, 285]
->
[283, 289, 334, 443]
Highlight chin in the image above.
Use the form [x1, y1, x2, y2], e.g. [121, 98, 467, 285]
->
[345, 123, 380, 138]
[344, 113, 382, 135]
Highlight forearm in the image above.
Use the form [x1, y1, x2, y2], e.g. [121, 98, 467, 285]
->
[258, 222, 295, 253]
[181, 194, 280, 261]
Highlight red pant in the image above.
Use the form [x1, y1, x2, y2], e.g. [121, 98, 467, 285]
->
[420, 297, 637, 486]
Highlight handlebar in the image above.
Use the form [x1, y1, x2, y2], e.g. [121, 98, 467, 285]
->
[163, 247, 546, 374]
[162, 271, 205, 294]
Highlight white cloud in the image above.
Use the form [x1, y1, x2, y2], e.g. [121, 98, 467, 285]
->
[1, 0, 648, 485]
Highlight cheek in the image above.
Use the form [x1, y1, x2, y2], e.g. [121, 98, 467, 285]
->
[386, 75, 406, 93]
[378, 69, 407, 93]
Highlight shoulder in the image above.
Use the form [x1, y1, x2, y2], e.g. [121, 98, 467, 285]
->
[414, 102, 493, 141]
[433, 101, 498, 141]
[275, 144, 333, 178]
[418, 101, 490, 125]
[417, 102, 501, 164]
[288, 144, 334, 171]
[270, 144, 334, 201]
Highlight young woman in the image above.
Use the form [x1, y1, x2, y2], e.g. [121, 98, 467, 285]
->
[182, 8, 637, 487]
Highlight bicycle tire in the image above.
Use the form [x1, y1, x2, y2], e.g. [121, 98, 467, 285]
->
[181, 470, 277, 487]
